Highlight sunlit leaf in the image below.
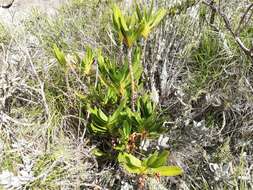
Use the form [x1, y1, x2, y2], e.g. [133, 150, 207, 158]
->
[53, 44, 67, 67]
[150, 166, 183, 176]
[147, 150, 169, 168]
[118, 152, 142, 168]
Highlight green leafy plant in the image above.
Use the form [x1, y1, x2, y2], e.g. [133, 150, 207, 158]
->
[79, 46, 95, 76]
[53, 44, 67, 68]
[98, 48, 142, 98]
[125, 95, 163, 137]
[53, 1, 182, 188]
[87, 99, 127, 135]
[135, 0, 167, 39]
[112, 4, 140, 48]
[118, 150, 183, 176]
[112, 4, 141, 111]
[118, 150, 183, 189]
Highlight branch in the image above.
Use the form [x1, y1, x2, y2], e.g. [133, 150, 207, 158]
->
[1, 0, 15, 9]
[203, 1, 253, 62]
[235, 3, 253, 35]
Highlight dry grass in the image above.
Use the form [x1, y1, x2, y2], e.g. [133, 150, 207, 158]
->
[0, 0, 252, 189]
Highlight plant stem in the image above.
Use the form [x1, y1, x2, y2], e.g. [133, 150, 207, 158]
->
[141, 40, 148, 88]
[127, 48, 136, 112]
[120, 43, 124, 65]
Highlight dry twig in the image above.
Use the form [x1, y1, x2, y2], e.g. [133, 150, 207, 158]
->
[203, 1, 253, 62]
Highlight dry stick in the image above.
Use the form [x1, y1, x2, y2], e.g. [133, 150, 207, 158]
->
[25, 50, 50, 118]
[67, 62, 88, 92]
[1, 0, 14, 9]
[10, 47, 51, 149]
[235, 3, 253, 35]
[244, 9, 253, 29]
[203, 1, 253, 62]
[209, 0, 216, 25]
[128, 48, 136, 112]
[2, 112, 33, 126]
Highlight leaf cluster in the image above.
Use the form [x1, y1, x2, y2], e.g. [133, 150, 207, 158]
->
[118, 150, 183, 176]
[52, 1, 182, 186]
[112, 0, 167, 47]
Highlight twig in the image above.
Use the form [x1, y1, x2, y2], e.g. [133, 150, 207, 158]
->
[25, 50, 50, 118]
[203, 1, 253, 62]
[1, 0, 15, 9]
[66, 60, 88, 92]
[235, 3, 253, 35]
[1, 112, 33, 126]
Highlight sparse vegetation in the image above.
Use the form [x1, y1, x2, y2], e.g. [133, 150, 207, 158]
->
[0, 0, 253, 189]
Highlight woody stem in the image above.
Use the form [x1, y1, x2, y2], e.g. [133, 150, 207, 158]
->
[127, 48, 136, 112]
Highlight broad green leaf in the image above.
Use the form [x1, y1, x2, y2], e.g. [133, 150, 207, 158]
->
[118, 153, 144, 174]
[97, 49, 104, 64]
[98, 109, 108, 122]
[89, 109, 107, 126]
[146, 151, 158, 167]
[146, 101, 154, 115]
[121, 163, 142, 174]
[126, 153, 142, 168]
[122, 121, 131, 137]
[53, 44, 66, 67]
[90, 123, 108, 134]
[117, 152, 125, 163]
[147, 150, 169, 168]
[118, 152, 142, 168]
[150, 166, 183, 176]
